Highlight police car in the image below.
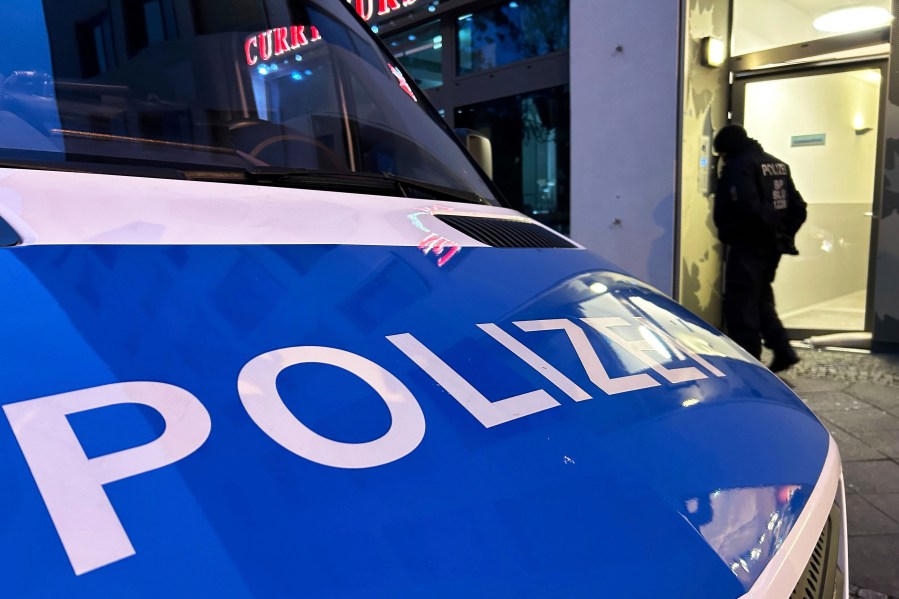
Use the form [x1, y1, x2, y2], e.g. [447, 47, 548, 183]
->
[0, 0, 847, 597]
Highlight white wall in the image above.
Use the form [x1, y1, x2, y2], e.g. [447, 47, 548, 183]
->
[745, 71, 880, 206]
[570, 0, 680, 295]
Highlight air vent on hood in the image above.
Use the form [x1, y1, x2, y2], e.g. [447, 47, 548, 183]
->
[435, 215, 576, 249]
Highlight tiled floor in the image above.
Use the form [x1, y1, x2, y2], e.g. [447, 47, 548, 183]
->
[779, 349, 899, 597]
[780, 289, 867, 331]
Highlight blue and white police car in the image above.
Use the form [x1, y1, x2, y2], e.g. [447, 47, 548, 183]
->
[0, 0, 847, 596]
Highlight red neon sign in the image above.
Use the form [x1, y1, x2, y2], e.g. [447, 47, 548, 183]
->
[245, 25, 322, 66]
[349, 0, 418, 21]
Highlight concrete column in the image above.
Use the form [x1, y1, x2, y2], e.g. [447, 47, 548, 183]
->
[569, 0, 681, 295]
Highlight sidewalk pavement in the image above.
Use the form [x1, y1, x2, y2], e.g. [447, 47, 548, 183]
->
[777, 347, 899, 598]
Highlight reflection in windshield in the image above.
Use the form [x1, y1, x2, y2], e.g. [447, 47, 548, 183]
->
[0, 0, 495, 200]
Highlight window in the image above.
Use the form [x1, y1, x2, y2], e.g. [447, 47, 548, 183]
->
[455, 85, 570, 232]
[457, 0, 569, 75]
[383, 21, 443, 90]
[123, 0, 178, 56]
[76, 11, 116, 77]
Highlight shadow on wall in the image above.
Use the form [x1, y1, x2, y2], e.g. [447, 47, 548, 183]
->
[680, 187, 723, 321]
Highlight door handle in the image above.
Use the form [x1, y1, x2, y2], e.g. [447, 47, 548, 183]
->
[863, 211, 877, 218]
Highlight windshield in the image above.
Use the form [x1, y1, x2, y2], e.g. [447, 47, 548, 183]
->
[0, 0, 497, 201]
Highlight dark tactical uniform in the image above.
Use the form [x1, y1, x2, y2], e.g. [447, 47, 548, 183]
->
[713, 126, 807, 368]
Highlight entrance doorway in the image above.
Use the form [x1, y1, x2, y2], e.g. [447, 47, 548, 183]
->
[732, 63, 884, 334]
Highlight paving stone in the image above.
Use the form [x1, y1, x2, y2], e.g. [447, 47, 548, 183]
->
[847, 382, 899, 411]
[757, 348, 899, 595]
[849, 535, 899, 596]
[863, 494, 899, 524]
[830, 427, 888, 462]
[847, 495, 899, 535]
[787, 375, 852, 393]
[800, 390, 871, 413]
[788, 348, 899, 388]
[855, 430, 899, 460]
[820, 408, 899, 435]
[843, 460, 899, 494]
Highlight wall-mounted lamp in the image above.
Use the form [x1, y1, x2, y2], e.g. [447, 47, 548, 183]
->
[700, 37, 725, 68]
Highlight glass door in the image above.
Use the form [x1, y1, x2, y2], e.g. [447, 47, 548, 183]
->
[732, 64, 884, 333]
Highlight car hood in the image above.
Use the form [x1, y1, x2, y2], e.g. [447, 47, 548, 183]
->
[0, 173, 830, 598]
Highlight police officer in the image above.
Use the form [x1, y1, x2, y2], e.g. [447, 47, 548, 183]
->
[713, 124, 807, 372]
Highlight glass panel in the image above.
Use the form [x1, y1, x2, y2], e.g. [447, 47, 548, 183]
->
[733, 0, 890, 55]
[144, 1, 166, 45]
[456, 0, 569, 75]
[742, 68, 881, 330]
[383, 20, 443, 90]
[456, 85, 570, 233]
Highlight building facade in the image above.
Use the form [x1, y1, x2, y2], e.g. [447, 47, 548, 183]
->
[365, 0, 570, 234]
[367, 0, 899, 352]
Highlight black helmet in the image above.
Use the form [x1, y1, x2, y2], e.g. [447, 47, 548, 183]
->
[713, 124, 749, 155]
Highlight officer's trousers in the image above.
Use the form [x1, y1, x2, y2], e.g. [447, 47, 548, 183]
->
[722, 245, 791, 360]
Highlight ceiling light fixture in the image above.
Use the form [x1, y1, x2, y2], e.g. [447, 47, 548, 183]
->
[813, 5, 892, 33]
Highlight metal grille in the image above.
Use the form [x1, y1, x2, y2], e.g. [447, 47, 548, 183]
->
[790, 503, 842, 599]
[435, 215, 576, 249]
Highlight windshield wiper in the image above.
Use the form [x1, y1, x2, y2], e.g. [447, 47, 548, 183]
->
[380, 173, 490, 206]
[184, 167, 491, 206]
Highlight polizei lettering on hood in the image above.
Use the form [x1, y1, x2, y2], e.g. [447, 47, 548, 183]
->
[3, 316, 724, 576]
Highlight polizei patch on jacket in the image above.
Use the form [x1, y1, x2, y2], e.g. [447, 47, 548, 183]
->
[760, 162, 788, 176]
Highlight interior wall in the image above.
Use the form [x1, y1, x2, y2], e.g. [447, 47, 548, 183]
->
[570, 0, 680, 294]
[745, 73, 879, 206]
[677, 0, 730, 327]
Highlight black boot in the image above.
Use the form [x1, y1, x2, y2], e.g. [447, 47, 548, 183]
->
[769, 348, 800, 373]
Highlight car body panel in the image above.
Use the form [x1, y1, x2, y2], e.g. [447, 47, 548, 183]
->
[0, 178, 832, 596]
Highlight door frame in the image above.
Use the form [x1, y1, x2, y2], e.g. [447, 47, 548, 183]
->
[730, 58, 888, 339]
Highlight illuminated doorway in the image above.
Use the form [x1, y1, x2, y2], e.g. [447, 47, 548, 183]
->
[732, 63, 884, 333]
